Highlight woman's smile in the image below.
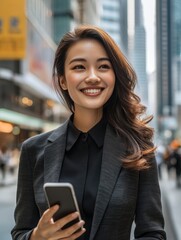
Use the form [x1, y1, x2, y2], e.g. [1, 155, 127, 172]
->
[80, 87, 103, 96]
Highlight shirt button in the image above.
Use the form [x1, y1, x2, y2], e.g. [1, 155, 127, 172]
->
[81, 133, 88, 142]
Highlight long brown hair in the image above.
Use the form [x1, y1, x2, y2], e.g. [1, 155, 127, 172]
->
[52, 25, 155, 170]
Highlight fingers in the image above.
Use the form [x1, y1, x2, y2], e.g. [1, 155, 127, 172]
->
[54, 219, 86, 239]
[61, 227, 86, 240]
[31, 205, 60, 239]
[54, 212, 80, 230]
[42, 204, 59, 223]
[40, 207, 85, 238]
[32, 206, 86, 240]
[30, 206, 60, 239]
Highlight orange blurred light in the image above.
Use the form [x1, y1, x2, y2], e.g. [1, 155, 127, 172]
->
[0, 121, 13, 133]
[21, 97, 33, 106]
[46, 99, 54, 107]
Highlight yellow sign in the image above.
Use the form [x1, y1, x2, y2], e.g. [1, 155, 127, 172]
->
[0, 0, 26, 59]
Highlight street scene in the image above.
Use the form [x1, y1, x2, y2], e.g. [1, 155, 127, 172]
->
[1, 0, 181, 239]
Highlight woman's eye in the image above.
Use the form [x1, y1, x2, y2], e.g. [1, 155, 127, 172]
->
[72, 65, 85, 70]
[99, 64, 110, 69]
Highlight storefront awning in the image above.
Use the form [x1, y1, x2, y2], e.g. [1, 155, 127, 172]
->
[0, 68, 61, 103]
[0, 108, 59, 130]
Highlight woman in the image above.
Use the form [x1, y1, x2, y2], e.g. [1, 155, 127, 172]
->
[12, 25, 166, 240]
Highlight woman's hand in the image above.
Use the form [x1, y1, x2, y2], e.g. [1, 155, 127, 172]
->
[30, 205, 86, 240]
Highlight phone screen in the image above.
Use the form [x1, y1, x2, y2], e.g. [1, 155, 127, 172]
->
[44, 183, 82, 229]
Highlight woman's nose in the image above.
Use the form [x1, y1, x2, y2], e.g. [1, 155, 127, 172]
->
[85, 69, 100, 83]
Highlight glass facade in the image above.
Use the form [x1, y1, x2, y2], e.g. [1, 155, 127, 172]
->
[172, 0, 181, 92]
[26, 0, 53, 37]
[100, 0, 121, 46]
[156, 0, 181, 138]
[172, 0, 181, 137]
[52, 0, 76, 44]
[27, 21, 55, 85]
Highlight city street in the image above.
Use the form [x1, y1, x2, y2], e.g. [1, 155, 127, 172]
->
[161, 182, 177, 240]
[0, 184, 16, 240]
[0, 175, 179, 240]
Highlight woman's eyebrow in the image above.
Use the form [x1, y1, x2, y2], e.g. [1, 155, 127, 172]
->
[69, 57, 110, 65]
[97, 57, 110, 62]
[69, 58, 86, 64]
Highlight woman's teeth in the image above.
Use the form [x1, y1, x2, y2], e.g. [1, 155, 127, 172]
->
[82, 89, 101, 94]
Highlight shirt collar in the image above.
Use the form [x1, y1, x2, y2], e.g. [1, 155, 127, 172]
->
[66, 116, 81, 151]
[88, 116, 107, 148]
[66, 115, 107, 151]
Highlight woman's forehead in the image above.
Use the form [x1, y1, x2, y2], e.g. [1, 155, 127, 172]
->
[65, 39, 108, 62]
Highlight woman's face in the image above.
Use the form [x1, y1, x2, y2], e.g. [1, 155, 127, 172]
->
[60, 39, 115, 114]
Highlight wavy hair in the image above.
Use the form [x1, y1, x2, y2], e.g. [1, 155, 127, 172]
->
[52, 25, 156, 170]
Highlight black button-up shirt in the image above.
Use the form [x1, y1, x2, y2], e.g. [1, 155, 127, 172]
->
[59, 116, 107, 239]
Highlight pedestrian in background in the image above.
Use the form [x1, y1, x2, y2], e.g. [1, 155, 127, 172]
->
[156, 143, 166, 179]
[12, 25, 166, 240]
[170, 139, 181, 188]
[0, 145, 11, 183]
[8, 147, 20, 176]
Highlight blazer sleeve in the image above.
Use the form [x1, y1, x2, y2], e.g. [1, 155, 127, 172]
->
[11, 141, 40, 240]
[133, 156, 167, 240]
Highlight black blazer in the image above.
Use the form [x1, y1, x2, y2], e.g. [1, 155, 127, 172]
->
[12, 119, 166, 240]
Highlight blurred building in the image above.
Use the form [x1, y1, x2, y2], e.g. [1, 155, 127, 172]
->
[99, 0, 147, 105]
[52, 0, 100, 45]
[80, 0, 100, 25]
[118, 0, 147, 105]
[172, 0, 181, 138]
[156, 0, 181, 141]
[133, 0, 147, 105]
[100, 0, 121, 46]
[0, 0, 69, 148]
[0, 0, 102, 148]
[52, 0, 80, 45]
[119, 0, 128, 56]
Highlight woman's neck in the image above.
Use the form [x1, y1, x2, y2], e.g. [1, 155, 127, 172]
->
[73, 109, 103, 132]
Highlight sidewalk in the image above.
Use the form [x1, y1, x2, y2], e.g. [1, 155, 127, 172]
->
[160, 168, 181, 240]
[0, 171, 17, 187]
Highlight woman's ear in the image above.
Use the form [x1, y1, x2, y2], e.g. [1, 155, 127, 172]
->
[59, 77, 67, 90]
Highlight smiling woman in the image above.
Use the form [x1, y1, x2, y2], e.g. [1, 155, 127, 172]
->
[12, 25, 166, 240]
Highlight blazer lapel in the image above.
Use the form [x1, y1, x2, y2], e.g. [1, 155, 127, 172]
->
[33, 120, 69, 214]
[44, 120, 69, 184]
[90, 125, 124, 240]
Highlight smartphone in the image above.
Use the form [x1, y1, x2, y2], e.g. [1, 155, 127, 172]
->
[43, 182, 82, 230]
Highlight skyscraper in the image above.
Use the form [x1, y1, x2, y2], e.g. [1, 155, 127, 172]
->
[130, 0, 147, 105]
[119, 0, 128, 56]
[52, 0, 100, 45]
[100, 0, 121, 46]
[172, 0, 181, 137]
[156, 0, 178, 139]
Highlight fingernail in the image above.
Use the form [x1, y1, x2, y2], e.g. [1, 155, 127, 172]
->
[53, 205, 59, 209]
[78, 220, 85, 226]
